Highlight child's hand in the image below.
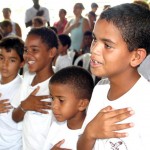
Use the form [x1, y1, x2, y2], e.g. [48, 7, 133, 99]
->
[51, 139, 71, 150]
[20, 87, 51, 114]
[0, 99, 13, 113]
[85, 106, 134, 140]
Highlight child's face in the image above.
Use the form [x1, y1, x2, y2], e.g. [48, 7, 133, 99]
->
[83, 35, 93, 47]
[90, 19, 135, 78]
[24, 34, 52, 73]
[50, 83, 81, 122]
[0, 48, 23, 82]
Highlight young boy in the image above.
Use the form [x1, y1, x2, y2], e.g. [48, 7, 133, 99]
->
[54, 34, 72, 72]
[0, 20, 15, 37]
[81, 31, 93, 54]
[11, 27, 58, 150]
[78, 3, 150, 150]
[43, 66, 94, 149]
[0, 36, 24, 150]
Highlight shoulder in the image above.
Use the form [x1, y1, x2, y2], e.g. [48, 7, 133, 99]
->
[40, 6, 49, 11]
[26, 7, 33, 12]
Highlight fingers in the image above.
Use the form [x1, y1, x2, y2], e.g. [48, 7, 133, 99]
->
[112, 122, 134, 132]
[38, 95, 51, 100]
[113, 111, 134, 124]
[0, 100, 13, 113]
[100, 106, 113, 112]
[101, 107, 134, 120]
[55, 139, 65, 147]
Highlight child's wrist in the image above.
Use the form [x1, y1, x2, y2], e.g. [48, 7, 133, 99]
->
[19, 102, 26, 113]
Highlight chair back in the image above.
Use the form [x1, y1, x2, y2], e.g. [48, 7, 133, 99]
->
[74, 53, 91, 70]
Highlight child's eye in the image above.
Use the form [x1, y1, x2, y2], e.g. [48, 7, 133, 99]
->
[105, 43, 112, 49]
[32, 48, 39, 53]
[10, 59, 16, 63]
[59, 99, 64, 103]
[0, 56, 4, 61]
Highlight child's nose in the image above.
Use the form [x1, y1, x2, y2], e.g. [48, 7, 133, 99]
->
[51, 100, 59, 110]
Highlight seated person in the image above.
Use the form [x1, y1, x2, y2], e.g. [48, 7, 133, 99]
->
[81, 31, 93, 54]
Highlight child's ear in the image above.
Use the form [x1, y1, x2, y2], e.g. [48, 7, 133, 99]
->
[130, 48, 147, 67]
[49, 47, 57, 58]
[78, 99, 89, 111]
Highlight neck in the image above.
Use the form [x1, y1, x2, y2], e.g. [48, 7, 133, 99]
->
[67, 112, 86, 130]
[108, 71, 140, 100]
[31, 66, 54, 86]
[34, 4, 40, 10]
[0, 75, 17, 84]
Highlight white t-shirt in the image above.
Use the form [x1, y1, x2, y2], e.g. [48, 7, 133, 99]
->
[82, 76, 150, 150]
[55, 54, 72, 72]
[12, 71, 53, 150]
[43, 121, 81, 150]
[0, 74, 23, 150]
[25, 6, 50, 23]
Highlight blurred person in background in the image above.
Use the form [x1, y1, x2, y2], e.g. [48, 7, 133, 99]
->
[2, 8, 22, 37]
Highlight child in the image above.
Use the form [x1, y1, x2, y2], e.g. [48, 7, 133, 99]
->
[32, 16, 45, 28]
[55, 34, 72, 72]
[81, 31, 93, 54]
[43, 66, 94, 149]
[0, 36, 24, 149]
[0, 20, 15, 37]
[77, 3, 150, 150]
[11, 27, 58, 150]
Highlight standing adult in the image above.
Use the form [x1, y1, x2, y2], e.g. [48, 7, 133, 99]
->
[63, 3, 90, 52]
[2, 8, 22, 37]
[53, 9, 68, 35]
[25, 0, 50, 28]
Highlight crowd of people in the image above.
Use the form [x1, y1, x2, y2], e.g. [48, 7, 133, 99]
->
[0, 0, 150, 150]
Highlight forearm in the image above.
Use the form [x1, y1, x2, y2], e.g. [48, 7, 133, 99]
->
[77, 128, 96, 150]
[63, 24, 74, 34]
[12, 101, 26, 122]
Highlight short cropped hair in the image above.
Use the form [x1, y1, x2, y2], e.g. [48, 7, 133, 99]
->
[59, 9, 67, 15]
[100, 3, 150, 55]
[49, 66, 94, 100]
[0, 36, 24, 62]
[1, 20, 12, 28]
[27, 27, 58, 49]
[84, 31, 92, 37]
[58, 34, 71, 48]
[133, 1, 149, 9]
[32, 16, 44, 26]
[2, 8, 11, 13]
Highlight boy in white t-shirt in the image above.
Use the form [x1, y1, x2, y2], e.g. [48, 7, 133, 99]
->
[77, 3, 150, 150]
[55, 34, 72, 72]
[12, 27, 58, 150]
[43, 66, 94, 150]
[0, 36, 24, 150]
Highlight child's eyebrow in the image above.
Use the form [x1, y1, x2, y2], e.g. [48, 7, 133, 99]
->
[9, 57, 18, 60]
[101, 38, 116, 45]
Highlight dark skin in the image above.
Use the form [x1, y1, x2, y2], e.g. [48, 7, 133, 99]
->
[77, 106, 134, 150]
[12, 86, 51, 122]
